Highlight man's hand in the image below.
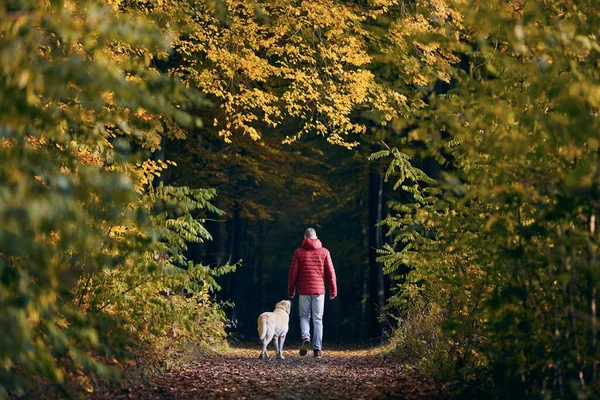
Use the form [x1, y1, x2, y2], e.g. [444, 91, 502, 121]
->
[329, 296, 336, 300]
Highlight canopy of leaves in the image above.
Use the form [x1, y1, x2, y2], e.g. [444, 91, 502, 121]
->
[4, 0, 600, 398]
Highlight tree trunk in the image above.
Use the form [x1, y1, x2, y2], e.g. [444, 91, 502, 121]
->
[227, 203, 244, 324]
[357, 194, 369, 341]
[368, 165, 385, 340]
[255, 222, 265, 314]
[422, 156, 441, 180]
[590, 213, 598, 383]
[382, 195, 392, 303]
[206, 200, 222, 267]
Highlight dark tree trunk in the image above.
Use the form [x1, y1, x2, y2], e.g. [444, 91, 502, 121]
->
[206, 201, 222, 267]
[186, 241, 205, 265]
[422, 156, 442, 180]
[368, 164, 385, 340]
[228, 203, 244, 324]
[357, 193, 369, 341]
[382, 195, 392, 304]
[360, 261, 369, 340]
[254, 222, 265, 315]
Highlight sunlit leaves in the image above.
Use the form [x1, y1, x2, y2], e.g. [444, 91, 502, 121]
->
[381, 0, 600, 397]
[167, 0, 383, 148]
[0, 0, 223, 394]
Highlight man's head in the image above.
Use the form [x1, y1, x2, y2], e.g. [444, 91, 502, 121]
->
[304, 227, 317, 239]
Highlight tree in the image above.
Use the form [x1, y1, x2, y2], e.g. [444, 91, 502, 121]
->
[0, 0, 232, 394]
[379, 0, 600, 397]
[121, 0, 418, 339]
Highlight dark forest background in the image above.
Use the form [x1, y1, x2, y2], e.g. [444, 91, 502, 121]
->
[159, 133, 438, 343]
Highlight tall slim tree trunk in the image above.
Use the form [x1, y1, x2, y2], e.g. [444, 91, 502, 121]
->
[590, 213, 598, 383]
[369, 165, 385, 340]
[360, 253, 369, 340]
[255, 222, 265, 314]
[206, 199, 222, 267]
[358, 194, 369, 341]
[382, 195, 392, 303]
[228, 203, 243, 323]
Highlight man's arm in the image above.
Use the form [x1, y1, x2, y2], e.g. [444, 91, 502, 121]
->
[324, 251, 337, 299]
[288, 250, 299, 298]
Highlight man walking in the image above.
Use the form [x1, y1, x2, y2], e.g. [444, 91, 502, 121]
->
[288, 228, 337, 358]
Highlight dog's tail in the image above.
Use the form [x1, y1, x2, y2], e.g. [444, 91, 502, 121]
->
[258, 314, 268, 341]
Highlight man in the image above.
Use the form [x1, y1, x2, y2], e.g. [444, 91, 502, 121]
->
[288, 228, 337, 358]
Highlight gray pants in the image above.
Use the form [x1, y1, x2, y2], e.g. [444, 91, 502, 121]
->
[299, 294, 325, 350]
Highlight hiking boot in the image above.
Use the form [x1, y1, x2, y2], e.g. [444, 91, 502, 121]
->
[299, 339, 310, 356]
[313, 350, 322, 358]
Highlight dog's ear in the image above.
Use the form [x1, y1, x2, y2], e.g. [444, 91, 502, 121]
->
[285, 300, 291, 314]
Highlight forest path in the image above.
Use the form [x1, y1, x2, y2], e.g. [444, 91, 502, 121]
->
[106, 345, 439, 399]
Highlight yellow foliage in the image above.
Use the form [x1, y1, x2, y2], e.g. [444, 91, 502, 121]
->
[168, 0, 379, 147]
[384, 0, 462, 86]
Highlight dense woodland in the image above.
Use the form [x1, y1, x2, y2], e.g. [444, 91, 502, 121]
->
[1, 0, 599, 398]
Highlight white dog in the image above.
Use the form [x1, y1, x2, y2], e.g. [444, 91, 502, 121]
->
[257, 300, 291, 359]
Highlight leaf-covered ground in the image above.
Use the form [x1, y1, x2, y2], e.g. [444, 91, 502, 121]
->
[100, 344, 439, 399]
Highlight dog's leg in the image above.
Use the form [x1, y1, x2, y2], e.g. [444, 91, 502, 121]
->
[273, 334, 280, 359]
[260, 336, 269, 359]
[264, 332, 275, 359]
[259, 340, 265, 359]
[277, 334, 286, 359]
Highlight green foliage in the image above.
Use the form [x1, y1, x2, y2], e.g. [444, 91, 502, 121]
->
[380, 1, 600, 398]
[77, 183, 238, 351]
[0, 0, 232, 396]
[4, 0, 599, 397]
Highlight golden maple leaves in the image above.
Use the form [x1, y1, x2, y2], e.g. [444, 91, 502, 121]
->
[100, 0, 466, 148]
[384, 0, 462, 87]
[169, 0, 378, 148]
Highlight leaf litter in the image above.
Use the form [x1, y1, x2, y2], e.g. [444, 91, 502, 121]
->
[97, 345, 438, 399]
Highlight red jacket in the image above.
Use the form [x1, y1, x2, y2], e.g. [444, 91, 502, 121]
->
[288, 238, 337, 298]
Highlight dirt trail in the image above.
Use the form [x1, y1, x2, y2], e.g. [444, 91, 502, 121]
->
[104, 346, 438, 399]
